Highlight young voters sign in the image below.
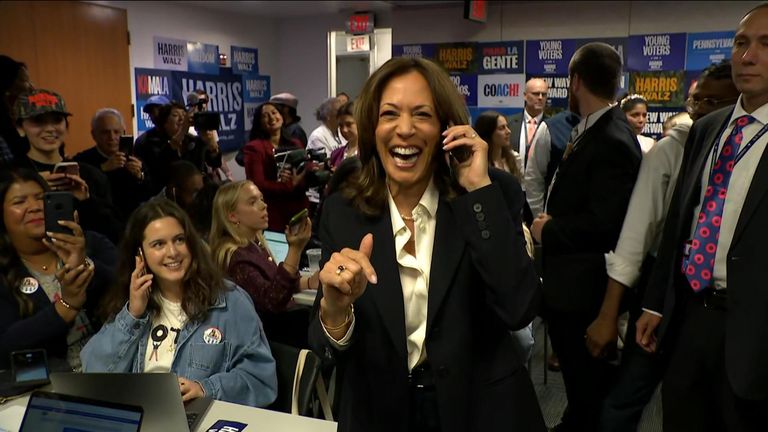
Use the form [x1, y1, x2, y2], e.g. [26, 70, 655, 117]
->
[686, 31, 735, 71]
[525, 39, 578, 75]
[627, 33, 686, 72]
[134, 68, 173, 133]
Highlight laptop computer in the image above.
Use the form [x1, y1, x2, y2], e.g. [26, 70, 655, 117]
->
[20, 390, 143, 432]
[264, 230, 289, 263]
[48, 372, 213, 432]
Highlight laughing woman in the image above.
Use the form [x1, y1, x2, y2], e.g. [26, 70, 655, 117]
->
[81, 199, 277, 407]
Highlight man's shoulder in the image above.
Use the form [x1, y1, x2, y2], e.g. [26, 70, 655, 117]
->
[73, 146, 102, 164]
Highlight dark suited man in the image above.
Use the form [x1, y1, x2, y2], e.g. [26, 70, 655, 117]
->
[509, 78, 549, 169]
[530, 43, 642, 432]
[636, 5, 768, 431]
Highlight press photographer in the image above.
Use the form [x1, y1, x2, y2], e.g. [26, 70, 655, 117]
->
[186, 90, 233, 183]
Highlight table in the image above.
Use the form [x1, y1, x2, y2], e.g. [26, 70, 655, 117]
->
[0, 395, 337, 432]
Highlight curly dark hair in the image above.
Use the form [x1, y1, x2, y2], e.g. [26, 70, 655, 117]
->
[248, 102, 294, 148]
[0, 167, 50, 317]
[98, 198, 224, 323]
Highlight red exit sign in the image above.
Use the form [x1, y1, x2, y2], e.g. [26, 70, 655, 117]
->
[346, 13, 374, 35]
[464, 0, 487, 23]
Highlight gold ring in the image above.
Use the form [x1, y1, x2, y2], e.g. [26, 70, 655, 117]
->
[335, 265, 346, 275]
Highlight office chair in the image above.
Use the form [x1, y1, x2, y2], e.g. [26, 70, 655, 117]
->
[267, 341, 330, 418]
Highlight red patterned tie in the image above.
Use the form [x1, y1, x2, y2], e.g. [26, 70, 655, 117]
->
[683, 115, 755, 292]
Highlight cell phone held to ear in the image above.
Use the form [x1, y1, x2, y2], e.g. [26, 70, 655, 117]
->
[288, 208, 308, 228]
[44, 192, 75, 236]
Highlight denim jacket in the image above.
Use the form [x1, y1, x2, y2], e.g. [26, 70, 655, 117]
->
[81, 281, 277, 407]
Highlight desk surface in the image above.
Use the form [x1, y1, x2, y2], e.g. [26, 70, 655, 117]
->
[0, 395, 337, 432]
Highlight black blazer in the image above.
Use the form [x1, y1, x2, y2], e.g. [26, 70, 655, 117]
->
[643, 105, 768, 400]
[0, 231, 117, 368]
[308, 169, 544, 432]
[542, 106, 642, 316]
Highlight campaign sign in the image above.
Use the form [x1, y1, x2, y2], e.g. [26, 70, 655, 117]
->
[629, 70, 686, 108]
[242, 75, 271, 140]
[468, 106, 523, 125]
[477, 74, 525, 108]
[231, 46, 259, 75]
[172, 69, 245, 153]
[205, 420, 248, 432]
[526, 75, 570, 109]
[392, 44, 437, 59]
[686, 31, 735, 71]
[626, 33, 686, 72]
[645, 107, 687, 140]
[577, 37, 628, 67]
[154, 36, 188, 71]
[450, 74, 478, 107]
[525, 39, 578, 75]
[435, 43, 477, 74]
[476, 41, 524, 74]
[187, 42, 219, 75]
[134, 68, 173, 133]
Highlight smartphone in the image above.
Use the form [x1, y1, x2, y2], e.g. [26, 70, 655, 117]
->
[137, 248, 147, 277]
[44, 192, 75, 236]
[53, 161, 80, 177]
[11, 349, 50, 387]
[449, 146, 473, 164]
[119, 135, 134, 155]
[288, 208, 309, 228]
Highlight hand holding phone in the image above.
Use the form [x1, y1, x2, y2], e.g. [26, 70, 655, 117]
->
[442, 124, 491, 192]
[44, 192, 75, 236]
[129, 250, 153, 318]
[119, 135, 134, 155]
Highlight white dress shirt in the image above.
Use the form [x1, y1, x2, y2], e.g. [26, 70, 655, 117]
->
[687, 97, 768, 291]
[519, 110, 544, 164]
[606, 121, 692, 288]
[637, 134, 656, 154]
[307, 124, 341, 157]
[323, 180, 439, 372]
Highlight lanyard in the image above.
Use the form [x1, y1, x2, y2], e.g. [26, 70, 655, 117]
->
[708, 110, 768, 179]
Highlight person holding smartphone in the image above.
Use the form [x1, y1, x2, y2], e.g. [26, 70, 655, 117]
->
[74, 108, 151, 220]
[242, 102, 308, 232]
[13, 89, 124, 244]
[209, 180, 318, 348]
[81, 199, 277, 407]
[309, 57, 544, 431]
[0, 167, 117, 371]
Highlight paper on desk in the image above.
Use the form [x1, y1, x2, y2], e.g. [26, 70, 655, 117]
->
[0, 404, 25, 431]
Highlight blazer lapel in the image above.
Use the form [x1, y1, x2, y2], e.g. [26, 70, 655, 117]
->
[366, 212, 408, 362]
[732, 140, 768, 245]
[426, 198, 465, 332]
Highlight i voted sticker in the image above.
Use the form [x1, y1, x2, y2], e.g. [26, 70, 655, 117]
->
[203, 327, 223, 344]
[19, 277, 39, 294]
[206, 419, 247, 432]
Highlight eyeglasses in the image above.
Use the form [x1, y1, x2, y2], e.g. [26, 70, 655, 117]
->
[528, 92, 548, 98]
[686, 96, 739, 110]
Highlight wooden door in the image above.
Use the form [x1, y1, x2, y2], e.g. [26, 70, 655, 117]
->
[0, 1, 132, 156]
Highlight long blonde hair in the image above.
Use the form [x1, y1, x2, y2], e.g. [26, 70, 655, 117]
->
[209, 180, 272, 271]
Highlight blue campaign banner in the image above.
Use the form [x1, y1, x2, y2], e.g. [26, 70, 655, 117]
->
[686, 31, 735, 71]
[468, 106, 523, 125]
[171, 68, 245, 153]
[187, 42, 219, 74]
[204, 420, 248, 432]
[450, 73, 478, 107]
[577, 37, 627, 66]
[242, 74, 271, 141]
[476, 41, 524, 74]
[392, 43, 437, 59]
[627, 33, 686, 72]
[134, 68, 173, 133]
[645, 107, 687, 141]
[231, 46, 259, 75]
[525, 39, 578, 75]
[526, 74, 570, 109]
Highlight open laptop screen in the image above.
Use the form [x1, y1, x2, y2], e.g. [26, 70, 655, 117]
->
[20, 391, 142, 432]
[263, 230, 289, 264]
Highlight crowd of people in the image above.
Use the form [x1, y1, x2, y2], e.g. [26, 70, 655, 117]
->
[1, 3, 767, 431]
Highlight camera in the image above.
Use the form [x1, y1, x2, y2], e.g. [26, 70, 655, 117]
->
[276, 148, 331, 187]
[193, 111, 221, 131]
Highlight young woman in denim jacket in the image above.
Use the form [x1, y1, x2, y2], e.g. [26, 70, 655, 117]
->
[81, 199, 277, 407]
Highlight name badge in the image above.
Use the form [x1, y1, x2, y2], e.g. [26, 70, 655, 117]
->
[203, 327, 223, 345]
[20, 277, 39, 294]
